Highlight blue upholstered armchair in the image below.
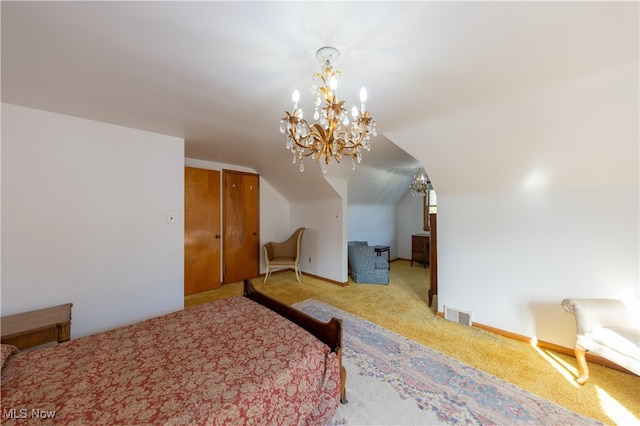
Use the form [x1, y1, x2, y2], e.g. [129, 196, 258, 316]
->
[348, 241, 389, 284]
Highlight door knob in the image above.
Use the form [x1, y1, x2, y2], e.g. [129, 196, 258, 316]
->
[253, 232, 258, 236]
[215, 235, 221, 239]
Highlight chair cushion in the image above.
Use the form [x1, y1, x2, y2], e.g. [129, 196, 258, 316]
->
[374, 257, 389, 269]
[269, 256, 296, 266]
[580, 327, 640, 357]
[565, 298, 640, 376]
[578, 326, 640, 375]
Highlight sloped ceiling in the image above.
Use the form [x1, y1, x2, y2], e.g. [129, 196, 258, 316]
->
[2, 2, 637, 202]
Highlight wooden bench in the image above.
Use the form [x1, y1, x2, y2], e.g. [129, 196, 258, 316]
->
[1, 303, 72, 349]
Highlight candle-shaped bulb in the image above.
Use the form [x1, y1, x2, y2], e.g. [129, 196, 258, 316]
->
[360, 87, 367, 112]
[360, 87, 367, 103]
[292, 89, 300, 104]
[330, 76, 338, 91]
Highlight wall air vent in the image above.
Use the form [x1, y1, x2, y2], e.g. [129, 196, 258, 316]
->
[444, 306, 473, 326]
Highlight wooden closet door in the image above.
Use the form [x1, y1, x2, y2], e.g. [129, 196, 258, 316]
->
[184, 167, 221, 295]
[223, 170, 259, 283]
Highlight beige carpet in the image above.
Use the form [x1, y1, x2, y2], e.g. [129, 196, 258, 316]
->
[185, 260, 639, 425]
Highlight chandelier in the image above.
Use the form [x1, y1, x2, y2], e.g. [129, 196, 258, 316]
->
[280, 47, 377, 173]
[410, 168, 430, 196]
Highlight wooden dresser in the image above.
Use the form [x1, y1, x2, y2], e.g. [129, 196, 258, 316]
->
[1, 303, 72, 349]
[411, 234, 429, 268]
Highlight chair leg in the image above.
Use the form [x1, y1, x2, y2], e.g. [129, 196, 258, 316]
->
[294, 266, 301, 283]
[263, 269, 271, 284]
[574, 345, 590, 385]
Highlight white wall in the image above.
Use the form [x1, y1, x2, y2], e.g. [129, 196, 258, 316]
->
[397, 192, 428, 260]
[1, 104, 184, 338]
[347, 204, 397, 252]
[259, 180, 291, 273]
[439, 186, 639, 348]
[388, 62, 639, 348]
[291, 175, 347, 283]
[346, 191, 425, 262]
[184, 158, 290, 277]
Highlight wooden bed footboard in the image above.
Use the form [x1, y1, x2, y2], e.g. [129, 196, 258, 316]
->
[243, 279, 347, 403]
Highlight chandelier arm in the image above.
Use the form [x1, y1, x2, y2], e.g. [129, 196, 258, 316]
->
[335, 127, 366, 155]
[333, 135, 362, 156]
[290, 125, 330, 160]
[308, 124, 327, 144]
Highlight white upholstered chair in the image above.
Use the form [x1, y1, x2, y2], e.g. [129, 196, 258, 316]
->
[562, 298, 640, 384]
[263, 228, 305, 283]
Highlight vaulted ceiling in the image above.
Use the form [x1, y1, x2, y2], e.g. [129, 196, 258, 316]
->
[2, 2, 637, 202]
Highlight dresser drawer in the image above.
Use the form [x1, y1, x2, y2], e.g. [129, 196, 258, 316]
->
[411, 234, 429, 268]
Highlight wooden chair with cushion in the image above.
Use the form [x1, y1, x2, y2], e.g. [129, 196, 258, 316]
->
[263, 227, 305, 283]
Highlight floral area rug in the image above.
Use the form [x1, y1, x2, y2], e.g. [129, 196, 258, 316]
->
[293, 299, 603, 426]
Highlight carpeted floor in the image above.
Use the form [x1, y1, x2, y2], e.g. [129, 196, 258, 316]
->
[185, 260, 640, 425]
[297, 298, 602, 425]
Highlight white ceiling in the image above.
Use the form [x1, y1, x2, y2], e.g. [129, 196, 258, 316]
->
[2, 2, 637, 202]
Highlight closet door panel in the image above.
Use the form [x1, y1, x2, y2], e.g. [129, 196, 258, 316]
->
[223, 170, 259, 283]
[184, 167, 222, 295]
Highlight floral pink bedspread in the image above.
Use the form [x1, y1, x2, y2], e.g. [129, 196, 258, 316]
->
[1, 296, 340, 425]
